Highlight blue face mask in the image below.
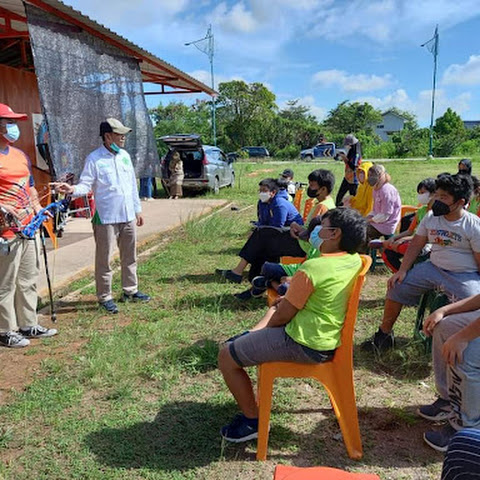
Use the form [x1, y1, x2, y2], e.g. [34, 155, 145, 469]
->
[309, 225, 323, 250]
[110, 143, 120, 153]
[3, 123, 20, 143]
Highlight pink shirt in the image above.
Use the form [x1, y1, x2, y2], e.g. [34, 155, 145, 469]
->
[371, 182, 401, 235]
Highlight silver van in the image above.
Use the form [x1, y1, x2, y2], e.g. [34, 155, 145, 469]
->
[160, 134, 235, 194]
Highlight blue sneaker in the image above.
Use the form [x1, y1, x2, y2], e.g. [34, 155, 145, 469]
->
[423, 424, 457, 452]
[99, 299, 119, 314]
[220, 413, 258, 443]
[122, 291, 151, 303]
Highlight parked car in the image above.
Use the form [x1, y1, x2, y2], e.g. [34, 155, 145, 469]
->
[241, 146, 270, 158]
[159, 134, 235, 194]
[300, 142, 336, 161]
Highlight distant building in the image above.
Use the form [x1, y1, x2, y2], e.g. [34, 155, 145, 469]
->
[374, 110, 407, 141]
[463, 120, 480, 130]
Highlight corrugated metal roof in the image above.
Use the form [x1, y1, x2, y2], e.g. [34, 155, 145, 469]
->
[0, 0, 216, 96]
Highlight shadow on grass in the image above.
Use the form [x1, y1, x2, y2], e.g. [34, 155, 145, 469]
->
[85, 402, 440, 472]
[54, 299, 102, 313]
[157, 273, 245, 284]
[353, 337, 432, 380]
[173, 292, 266, 312]
[175, 339, 219, 373]
[84, 401, 237, 472]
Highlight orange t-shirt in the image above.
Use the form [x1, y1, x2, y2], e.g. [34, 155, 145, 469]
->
[0, 146, 34, 239]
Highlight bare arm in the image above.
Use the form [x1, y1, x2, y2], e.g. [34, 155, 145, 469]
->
[424, 294, 480, 336]
[29, 187, 42, 214]
[387, 234, 427, 289]
[250, 298, 299, 331]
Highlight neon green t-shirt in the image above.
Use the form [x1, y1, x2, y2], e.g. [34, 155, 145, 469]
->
[284, 253, 362, 351]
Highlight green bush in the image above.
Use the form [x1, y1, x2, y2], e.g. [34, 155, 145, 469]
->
[276, 144, 301, 159]
[453, 139, 480, 156]
[364, 141, 397, 159]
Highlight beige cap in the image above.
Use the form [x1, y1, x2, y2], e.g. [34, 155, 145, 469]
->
[99, 117, 132, 136]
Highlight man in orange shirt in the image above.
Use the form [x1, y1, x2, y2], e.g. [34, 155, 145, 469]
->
[0, 103, 57, 348]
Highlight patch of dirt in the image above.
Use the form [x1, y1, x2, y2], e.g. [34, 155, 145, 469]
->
[245, 168, 275, 177]
[0, 295, 133, 406]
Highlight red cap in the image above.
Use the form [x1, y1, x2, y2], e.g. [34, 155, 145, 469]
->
[0, 103, 28, 120]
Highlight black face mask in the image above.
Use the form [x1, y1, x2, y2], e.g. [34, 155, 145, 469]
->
[432, 200, 452, 217]
[307, 187, 319, 198]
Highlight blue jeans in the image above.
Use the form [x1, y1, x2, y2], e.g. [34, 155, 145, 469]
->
[139, 177, 153, 199]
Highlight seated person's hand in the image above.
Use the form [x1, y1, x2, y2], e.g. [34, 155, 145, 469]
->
[442, 333, 468, 365]
[387, 270, 406, 290]
[289, 222, 305, 239]
[423, 310, 444, 337]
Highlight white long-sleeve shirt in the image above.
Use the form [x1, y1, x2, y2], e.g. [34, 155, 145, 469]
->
[73, 145, 141, 224]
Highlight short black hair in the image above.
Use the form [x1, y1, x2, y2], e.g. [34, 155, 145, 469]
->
[417, 177, 436, 194]
[322, 207, 367, 254]
[276, 177, 290, 190]
[258, 178, 278, 192]
[458, 158, 472, 175]
[435, 173, 473, 203]
[307, 169, 335, 194]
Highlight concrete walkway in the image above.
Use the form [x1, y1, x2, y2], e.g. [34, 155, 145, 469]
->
[38, 198, 227, 298]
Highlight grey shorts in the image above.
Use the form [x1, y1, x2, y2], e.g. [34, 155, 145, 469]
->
[228, 326, 335, 368]
[387, 260, 480, 306]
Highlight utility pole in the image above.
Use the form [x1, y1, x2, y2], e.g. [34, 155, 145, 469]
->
[185, 25, 217, 146]
[421, 25, 439, 158]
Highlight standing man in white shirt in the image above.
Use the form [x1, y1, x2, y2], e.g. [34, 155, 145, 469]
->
[55, 118, 150, 314]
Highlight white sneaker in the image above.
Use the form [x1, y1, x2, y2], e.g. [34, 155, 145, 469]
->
[0, 331, 30, 348]
[19, 325, 58, 338]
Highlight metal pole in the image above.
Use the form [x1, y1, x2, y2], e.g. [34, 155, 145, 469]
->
[185, 25, 217, 146]
[428, 25, 438, 158]
[209, 27, 217, 146]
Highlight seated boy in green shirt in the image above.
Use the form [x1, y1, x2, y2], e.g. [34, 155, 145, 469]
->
[218, 207, 367, 443]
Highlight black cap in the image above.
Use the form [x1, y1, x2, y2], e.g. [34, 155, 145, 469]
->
[281, 168, 294, 178]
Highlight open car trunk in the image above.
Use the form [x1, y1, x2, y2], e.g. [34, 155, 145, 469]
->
[160, 135, 205, 180]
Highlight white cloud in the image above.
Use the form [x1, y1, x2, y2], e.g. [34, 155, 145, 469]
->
[211, 2, 259, 34]
[312, 69, 393, 92]
[355, 88, 472, 125]
[442, 55, 480, 86]
[313, 0, 480, 44]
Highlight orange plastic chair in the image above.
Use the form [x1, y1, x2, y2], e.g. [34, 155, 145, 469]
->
[256, 255, 372, 461]
[293, 187, 304, 212]
[400, 204, 419, 218]
[274, 465, 380, 480]
[395, 205, 419, 234]
[302, 198, 315, 222]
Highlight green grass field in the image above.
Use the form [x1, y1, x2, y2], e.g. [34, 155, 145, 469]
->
[0, 157, 476, 480]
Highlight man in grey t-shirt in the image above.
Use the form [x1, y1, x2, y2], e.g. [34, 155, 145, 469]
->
[363, 173, 480, 352]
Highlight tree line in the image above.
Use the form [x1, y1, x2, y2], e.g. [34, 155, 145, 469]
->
[150, 80, 480, 159]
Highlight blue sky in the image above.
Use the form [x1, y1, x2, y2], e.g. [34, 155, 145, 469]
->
[63, 0, 480, 126]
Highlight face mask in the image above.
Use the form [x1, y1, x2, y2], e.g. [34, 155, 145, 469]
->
[367, 176, 378, 187]
[110, 143, 120, 153]
[432, 200, 452, 217]
[3, 123, 20, 143]
[309, 226, 323, 250]
[307, 187, 319, 198]
[417, 192, 430, 205]
[258, 192, 271, 203]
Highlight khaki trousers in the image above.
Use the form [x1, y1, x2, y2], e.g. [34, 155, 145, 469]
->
[0, 236, 40, 333]
[93, 221, 138, 302]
